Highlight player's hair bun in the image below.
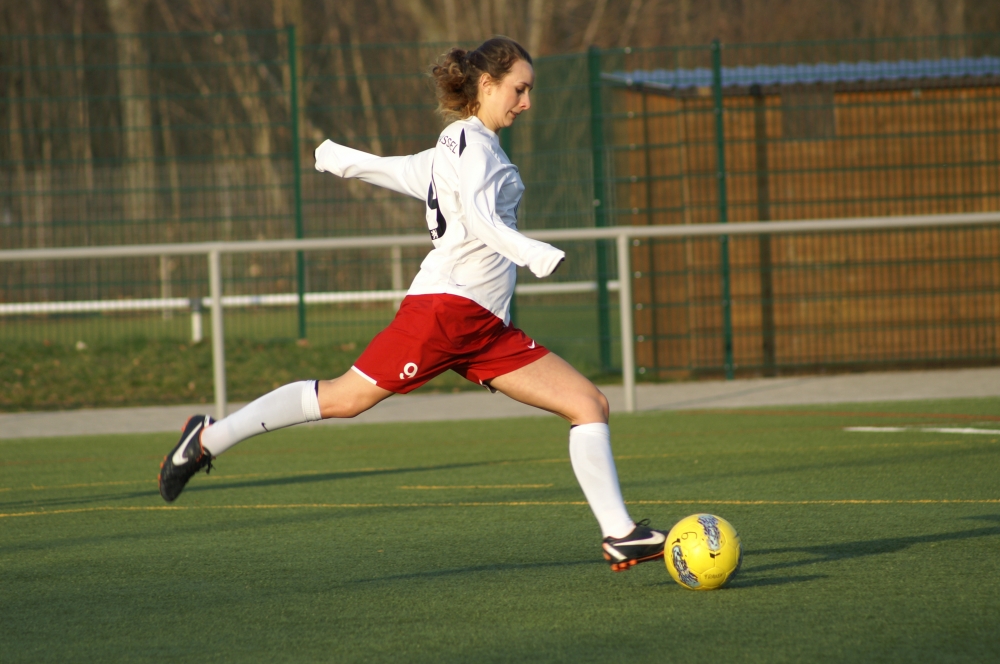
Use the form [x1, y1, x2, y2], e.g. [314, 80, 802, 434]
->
[431, 37, 532, 122]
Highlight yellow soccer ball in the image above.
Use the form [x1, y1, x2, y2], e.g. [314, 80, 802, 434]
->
[664, 514, 742, 590]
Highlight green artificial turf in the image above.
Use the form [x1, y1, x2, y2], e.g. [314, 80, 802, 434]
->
[3, 398, 1000, 663]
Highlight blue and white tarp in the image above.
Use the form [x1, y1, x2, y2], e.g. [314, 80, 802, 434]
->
[605, 56, 1000, 91]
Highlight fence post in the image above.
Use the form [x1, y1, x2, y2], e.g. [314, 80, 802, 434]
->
[189, 297, 204, 344]
[208, 249, 227, 420]
[588, 46, 613, 372]
[159, 255, 172, 320]
[288, 25, 307, 340]
[640, 85, 660, 374]
[711, 39, 735, 380]
[752, 83, 776, 376]
[617, 233, 636, 412]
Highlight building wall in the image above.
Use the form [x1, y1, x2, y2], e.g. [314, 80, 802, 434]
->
[612, 84, 1000, 376]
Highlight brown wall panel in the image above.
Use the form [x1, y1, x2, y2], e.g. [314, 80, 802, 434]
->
[615, 85, 1000, 375]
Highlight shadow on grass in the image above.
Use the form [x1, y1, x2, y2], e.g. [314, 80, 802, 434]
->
[726, 573, 827, 588]
[0, 459, 510, 511]
[348, 559, 602, 585]
[652, 573, 827, 589]
[1, 501, 377, 556]
[181, 459, 499, 495]
[745, 514, 1000, 575]
[362, 561, 827, 590]
[0, 490, 156, 510]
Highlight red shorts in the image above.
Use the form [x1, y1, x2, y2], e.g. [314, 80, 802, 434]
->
[352, 294, 549, 394]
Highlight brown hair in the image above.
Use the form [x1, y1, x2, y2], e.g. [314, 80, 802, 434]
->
[431, 37, 532, 122]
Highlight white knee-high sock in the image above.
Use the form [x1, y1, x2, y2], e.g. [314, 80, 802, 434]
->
[569, 423, 635, 539]
[200, 380, 322, 457]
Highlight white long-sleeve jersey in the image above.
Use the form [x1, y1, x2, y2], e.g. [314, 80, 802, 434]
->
[314, 116, 564, 324]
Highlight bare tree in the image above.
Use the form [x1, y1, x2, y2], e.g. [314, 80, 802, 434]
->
[398, 0, 451, 42]
[945, 0, 966, 55]
[71, 0, 95, 196]
[3, 10, 31, 254]
[105, 0, 157, 242]
[527, 0, 554, 55]
[581, 0, 609, 49]
[618, 0, 645, 47]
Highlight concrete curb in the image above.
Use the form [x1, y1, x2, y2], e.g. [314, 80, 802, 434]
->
[2, 366, 998, 440]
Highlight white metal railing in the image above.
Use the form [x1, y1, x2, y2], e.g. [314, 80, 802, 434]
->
[0, 281, 621, 345]
[2, 211, 999, 418]
[0, 281, 621, 316]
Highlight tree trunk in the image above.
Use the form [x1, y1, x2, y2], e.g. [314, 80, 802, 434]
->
[7, 44, 30, 255]
[946, 0, 966, 56]
[22, 10, 54, 298]
[398, 0, 449, 42]
[911, 0, 938, 38]
[443, 0, 459, 43]
[153, 0, 240, 244]
[527, 0, 553, 56]
[582, 0, 609, 49]
[618, 0, 644, 47]
[72, 1, 94, 196]
[105, 0, 157, 245]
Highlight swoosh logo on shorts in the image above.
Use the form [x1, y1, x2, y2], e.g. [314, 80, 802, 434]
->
[527, 340, 536, 349]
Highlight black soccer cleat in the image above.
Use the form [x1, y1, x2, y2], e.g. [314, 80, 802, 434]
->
[602, 519, 667, 572]
[158, 415, 216, 502]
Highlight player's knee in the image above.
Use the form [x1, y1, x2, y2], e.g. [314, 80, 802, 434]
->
[569, 388, 608, 425]
[596, 390, 610, 420]
[588, 389, 609, 422]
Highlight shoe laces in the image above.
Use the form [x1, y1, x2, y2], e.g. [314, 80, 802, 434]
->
[197, 426, 214, 475]
[194, 445, 214, 475]
[200, 451, 214, 475]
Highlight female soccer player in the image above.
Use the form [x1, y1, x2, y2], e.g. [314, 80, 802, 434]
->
[158, 37, 666, 572]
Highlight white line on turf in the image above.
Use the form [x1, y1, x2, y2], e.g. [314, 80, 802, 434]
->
[845, 426, 1000, 435]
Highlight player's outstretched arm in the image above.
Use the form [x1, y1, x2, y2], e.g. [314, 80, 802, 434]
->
[459, 144, 565, 278]
[314, 140, 433, 200]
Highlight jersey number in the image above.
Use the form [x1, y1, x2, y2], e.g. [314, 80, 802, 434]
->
[426, 177, 447, 241]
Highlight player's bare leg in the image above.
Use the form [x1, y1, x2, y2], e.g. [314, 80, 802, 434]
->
[489, 352, 665, 571]
[316, 369, 394, 419]
[486, 352, 608, 425]
[159, 369, 393, 502]
[202, 368, 393, 459]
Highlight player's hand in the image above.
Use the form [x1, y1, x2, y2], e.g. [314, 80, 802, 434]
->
[314, 139, 338, 174]
[528, 248, 566, 279]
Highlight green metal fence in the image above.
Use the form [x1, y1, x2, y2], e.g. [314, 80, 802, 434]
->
[593, 34, 1000, 378]
[2, 31, 999, 404]
[0, 28, 307, 351]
